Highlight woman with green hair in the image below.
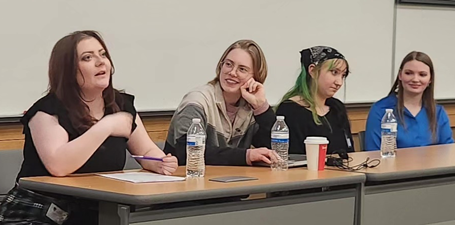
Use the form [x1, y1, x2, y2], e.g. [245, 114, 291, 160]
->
[276, 46, 355, 155]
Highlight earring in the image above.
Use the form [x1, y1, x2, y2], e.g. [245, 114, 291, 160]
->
[395, 83, 399, 92]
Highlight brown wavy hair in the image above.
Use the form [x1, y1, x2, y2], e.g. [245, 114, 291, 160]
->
[48, 30, 121, 133]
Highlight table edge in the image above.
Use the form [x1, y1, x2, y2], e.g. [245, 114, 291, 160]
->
[19, 175, 365, 205]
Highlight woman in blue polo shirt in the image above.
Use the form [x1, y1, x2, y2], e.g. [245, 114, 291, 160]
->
[365, 51, 453, 150]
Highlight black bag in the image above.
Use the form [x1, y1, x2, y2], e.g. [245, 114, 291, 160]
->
[0, 186, 97, 225]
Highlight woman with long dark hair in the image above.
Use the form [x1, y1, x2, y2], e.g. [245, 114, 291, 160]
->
[365, 51, 453, 150]
[0, 30, 177, 224]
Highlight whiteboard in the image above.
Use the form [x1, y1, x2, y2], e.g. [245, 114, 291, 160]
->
[0, 0, 396, 117]
[395, 4, 455, 100]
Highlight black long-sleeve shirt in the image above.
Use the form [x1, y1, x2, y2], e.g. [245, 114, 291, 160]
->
[276, 98, 355, 155]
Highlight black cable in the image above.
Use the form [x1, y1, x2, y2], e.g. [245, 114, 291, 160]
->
[326, 153, 381, 171]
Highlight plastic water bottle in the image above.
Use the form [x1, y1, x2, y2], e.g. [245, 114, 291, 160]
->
[271, 116, 289, 171]
[186, 118, 206, 177]
[381, 109, 397, 158]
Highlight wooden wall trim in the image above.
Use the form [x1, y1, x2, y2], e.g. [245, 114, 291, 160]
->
[3, 98, 455, 124]
[1, 103, 455, 151]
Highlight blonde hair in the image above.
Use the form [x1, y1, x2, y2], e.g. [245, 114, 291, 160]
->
[210, 39, 268, 84]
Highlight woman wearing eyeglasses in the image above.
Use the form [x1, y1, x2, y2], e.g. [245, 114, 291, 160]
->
[164, 40, 277, 166]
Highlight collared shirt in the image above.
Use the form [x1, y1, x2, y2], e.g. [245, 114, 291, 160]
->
[365, 94, 453, 151]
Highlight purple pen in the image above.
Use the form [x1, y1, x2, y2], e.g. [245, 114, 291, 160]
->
[131, 155, 164, 162]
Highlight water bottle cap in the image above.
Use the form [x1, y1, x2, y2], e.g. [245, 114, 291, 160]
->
[276, 116, 285, 120]
[385, 109, 393, 112]
[192, 118, 201, 123]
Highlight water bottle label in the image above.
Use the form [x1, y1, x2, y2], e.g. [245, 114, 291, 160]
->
[271, 133, 289, 139]
[381, 123, 397, 132]
[272, 138, 289, 143]
[187, 136, 205, 146]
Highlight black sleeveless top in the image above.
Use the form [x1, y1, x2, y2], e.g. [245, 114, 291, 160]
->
[16, 92, 137, 181]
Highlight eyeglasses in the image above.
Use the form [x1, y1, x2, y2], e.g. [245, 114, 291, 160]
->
[221, 60, 252, 76]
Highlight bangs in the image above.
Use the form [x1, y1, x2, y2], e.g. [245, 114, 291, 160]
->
[323, 59, 349, 77]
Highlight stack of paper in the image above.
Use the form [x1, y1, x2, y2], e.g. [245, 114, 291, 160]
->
[99, 172, 185, 183]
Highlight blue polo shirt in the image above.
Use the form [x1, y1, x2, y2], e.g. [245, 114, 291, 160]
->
[365, 94, 453, 151]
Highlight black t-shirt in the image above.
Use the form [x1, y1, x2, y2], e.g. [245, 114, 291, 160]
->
[16, 92, 137, 181]
[276, 98, 355, 155]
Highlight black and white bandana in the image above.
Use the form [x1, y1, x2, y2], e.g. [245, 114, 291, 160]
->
[300, 46, 348, 75]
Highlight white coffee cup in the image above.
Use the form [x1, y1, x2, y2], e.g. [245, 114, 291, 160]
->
[304, 137, 329, 171]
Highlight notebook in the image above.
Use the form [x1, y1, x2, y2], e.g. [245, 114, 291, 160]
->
[99, 172, 185, 183]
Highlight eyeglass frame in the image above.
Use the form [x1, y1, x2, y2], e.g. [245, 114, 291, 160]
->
[221, 59, 253, 76]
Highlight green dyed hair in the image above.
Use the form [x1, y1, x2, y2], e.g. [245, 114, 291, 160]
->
[276, 59, 347, 125]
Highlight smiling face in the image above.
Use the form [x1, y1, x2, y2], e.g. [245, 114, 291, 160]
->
[211, 40, 268, 89]
[219, 48, 254, 95]
[76, 37, 112, 92]
[398, 60, 431, 96]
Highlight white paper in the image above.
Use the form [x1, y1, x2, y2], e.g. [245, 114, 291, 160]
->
[99, 172, 185, 183]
